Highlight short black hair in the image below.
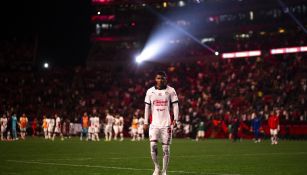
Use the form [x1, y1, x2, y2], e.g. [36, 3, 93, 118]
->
[155, 71, 167, 78]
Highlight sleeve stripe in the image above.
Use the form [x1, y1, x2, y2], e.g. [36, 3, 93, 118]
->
[171, 101, 179, 104]
[144, 102, 151, 105]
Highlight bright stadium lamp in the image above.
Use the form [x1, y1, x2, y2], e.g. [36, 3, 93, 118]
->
[43, 62, 49, 69]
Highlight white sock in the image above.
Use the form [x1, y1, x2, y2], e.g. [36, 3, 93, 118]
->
[150, 142, 159, 169]
[162, 145, 170, 172]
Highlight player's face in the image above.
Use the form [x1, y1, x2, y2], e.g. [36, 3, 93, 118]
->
[155, 75, 167, 88]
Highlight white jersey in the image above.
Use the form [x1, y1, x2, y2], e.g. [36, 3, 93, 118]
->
[54, 117, 61, 133]
[106, 114, 114, 126]
[145, 85, 178, 128]
[114, 118, 120, 126]
[90, 117, 95, 127]
[119, 116, 124, 127]
[49, 118, 55, 127]
[55, 117, 61, 128]
[1, 117, 8, 131]
[94, 117, 100, 127]
[138, 117, 145, 127]
[94, 117, 100, 133]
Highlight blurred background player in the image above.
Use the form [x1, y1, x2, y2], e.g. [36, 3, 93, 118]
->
[53, 114, 64, 141]
[144, 71, 179, 175]
[89, 115, 95, 141]
[231, 116, 240, 142]
[118, 115, 124, 141]
[19, 113, 28, 140]
[113, 115, 120, 140]
[93, 114, 100, 141]
[80, 112, 89, 141]
[104, 111, 114, 141]
[268, 111, 280, 145]
[196, 121, 205, 141]
[251, 112, 262, 143]
[31, 117, 38, 137]
[42, 115, 49, 139]
[48, 115, 55, 139]
[1, 114, 8, 141]
[138, 116, 145, 141]
[11, 113, 18, 140]
[131, 115, 138, 141]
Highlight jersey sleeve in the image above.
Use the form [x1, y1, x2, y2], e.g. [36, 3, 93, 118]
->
[144, 89, 151, 105]
[170, 88, 179, 104]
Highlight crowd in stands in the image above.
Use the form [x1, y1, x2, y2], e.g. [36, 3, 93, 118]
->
[0, 36, 307, 139]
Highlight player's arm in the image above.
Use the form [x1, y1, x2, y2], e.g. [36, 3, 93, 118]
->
[144, 90, 151, 130]
[171, 89, 179, 127]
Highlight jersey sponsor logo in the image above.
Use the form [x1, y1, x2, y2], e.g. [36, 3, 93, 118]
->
[153, 100, 168, 106]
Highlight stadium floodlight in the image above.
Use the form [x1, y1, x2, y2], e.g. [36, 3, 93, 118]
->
[43, 62, 49, 69]
[215, 51, 219, 56]
[270, 46, 307, 55]
[222, 50, 261, 59]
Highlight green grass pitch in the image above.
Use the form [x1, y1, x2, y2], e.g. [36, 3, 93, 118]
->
[0, 138, 307, 175]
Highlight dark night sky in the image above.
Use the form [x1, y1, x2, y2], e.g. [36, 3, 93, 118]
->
[1, 0, 92, 66]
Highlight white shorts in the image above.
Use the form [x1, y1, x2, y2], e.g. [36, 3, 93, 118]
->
[20, 128, 26, 132]
[149, 126, 172, 145]
[113, 126, 119, 134]
[94, 126, 100, 133]
[89, 126, 94, 134]
[197, 131, 205, 137]
[54, 127, 61, 133]
[132, 128, 138, 135]
[105, 125, 112, 134]
[270, 129, 278, 135]
[119, 126, 124, 133]
[43, 128, 48, 133]
[1, 126, 7, 133]
[138, 126, 144, 134]
[48, 126, 54, 133]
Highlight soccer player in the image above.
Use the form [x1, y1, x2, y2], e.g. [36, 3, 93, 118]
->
[31, 117, 38, 136]
[118, 115, 124, 141]
[11, 113, 18, 140]
[104, 111, 114, 141]
[48, 115, 55, 139]
[19, 113, 28, 140]
[131, 115, 138, 141]
[80, 112, 89, 141]
[144, 71, 179, 175]
[93, 115, 100, 141]
[89, 115, 95, 141]
[138, 116, 145, 141]
[268, 111, 280, 145]
[113, 115, 120, 140]
[1, 114, 8, 141]
[53, 114, 64, 141]
[42, 115, 49, 139]
[251, 113, 262, 143]
[196, 121, 205, 141]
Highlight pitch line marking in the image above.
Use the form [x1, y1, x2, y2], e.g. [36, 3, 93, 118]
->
[6, 160, 241, 175]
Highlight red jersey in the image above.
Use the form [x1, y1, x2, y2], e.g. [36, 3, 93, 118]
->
[268, 115, 279, 129]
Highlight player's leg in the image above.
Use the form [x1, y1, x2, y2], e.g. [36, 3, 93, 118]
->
[0, 128, 4, 140]
[273, 129, 278, 144]
[161, 127, 172, 175]
[80, 129, 83, 140]
[108, 129, 112, 141]
[270, 129, 274, 144]
[149, 127, 160, 175]
[119, 126, 124, 141]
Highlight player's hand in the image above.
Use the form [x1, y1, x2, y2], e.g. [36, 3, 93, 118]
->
[172, 120, 178, 128]
[144, 124, 148, 131]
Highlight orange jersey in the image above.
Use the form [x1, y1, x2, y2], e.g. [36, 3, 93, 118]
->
[20, 117, 28, 128]
[43, 119, 48, 128]
[82, 116, 89, 128]
[132, 118, 138, 129]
